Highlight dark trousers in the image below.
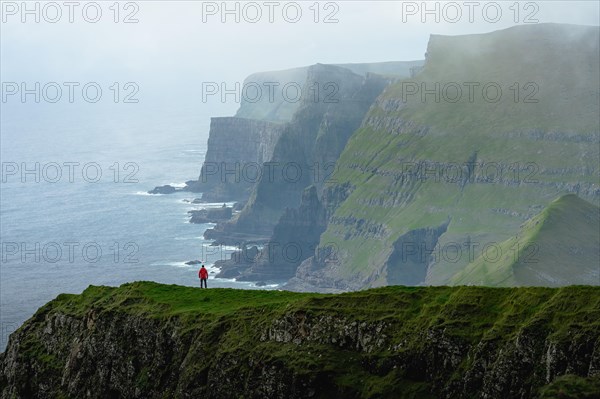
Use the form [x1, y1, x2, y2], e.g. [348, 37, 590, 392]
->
[200, 278, 207, 288]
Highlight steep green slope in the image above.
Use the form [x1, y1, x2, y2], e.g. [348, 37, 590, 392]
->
[452, 194, 600, 286]
[1, 282, 600, 398]
[293, 23, 599, 290]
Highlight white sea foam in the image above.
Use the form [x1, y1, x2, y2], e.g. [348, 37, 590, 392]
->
[151, 261, 217, 270]
[256, 283, 280, 289]
[219, 245, 239, 251]
[213, 277, 238, 283]
[199, 202, 236, 208]
[150, 261, 191, 268]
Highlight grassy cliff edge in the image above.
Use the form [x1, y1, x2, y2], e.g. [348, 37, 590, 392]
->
[1, 282, 599, 398]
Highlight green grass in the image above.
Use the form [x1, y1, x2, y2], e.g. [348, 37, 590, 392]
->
[28, 282, 600, 352]
[31, 282, 600, 350]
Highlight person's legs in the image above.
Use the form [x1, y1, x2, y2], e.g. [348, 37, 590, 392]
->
[201, 278, 207, 288]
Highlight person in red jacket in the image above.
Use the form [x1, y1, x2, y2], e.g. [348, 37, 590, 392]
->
[199, 264, 209, 288]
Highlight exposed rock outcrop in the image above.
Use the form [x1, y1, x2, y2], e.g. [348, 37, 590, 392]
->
[148, 185, 178, 195]
[185, 117, 284, 203]
[215, 180, 355, 283]
[188, 205, 233, 224]
[235, 185, 327, 282]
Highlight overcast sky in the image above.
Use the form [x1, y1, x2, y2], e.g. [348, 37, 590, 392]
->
[2, 1, 599, 117]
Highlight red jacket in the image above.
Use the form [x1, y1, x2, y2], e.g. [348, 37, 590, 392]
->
[199, 267, 208, 279]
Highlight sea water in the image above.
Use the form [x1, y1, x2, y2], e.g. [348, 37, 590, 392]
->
[0, 103, 271, 351]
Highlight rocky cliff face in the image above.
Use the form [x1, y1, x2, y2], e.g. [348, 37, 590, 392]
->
[287, 23, 600, 292]
[215, 180, 354, 283]
[205, 64, 393, 241]
[184, 61, 421, 206]
[185, 117, 283, 202]
[1, 282, 599, 398]
[234, 185, 328, 282]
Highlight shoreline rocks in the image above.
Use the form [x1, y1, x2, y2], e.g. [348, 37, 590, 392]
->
[188, 204, 233, 224]
[147, 185, 178, 195]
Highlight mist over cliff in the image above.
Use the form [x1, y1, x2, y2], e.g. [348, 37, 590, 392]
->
[170, 23, 600, 292]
